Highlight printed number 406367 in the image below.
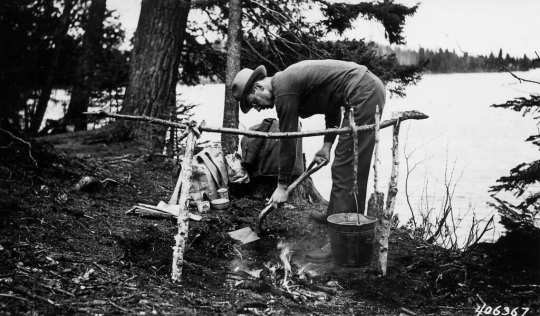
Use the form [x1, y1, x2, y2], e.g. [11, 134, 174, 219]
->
[475, 304, 529, 316]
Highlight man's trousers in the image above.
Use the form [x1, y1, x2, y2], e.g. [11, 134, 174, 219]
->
[327, 70, 386, 216]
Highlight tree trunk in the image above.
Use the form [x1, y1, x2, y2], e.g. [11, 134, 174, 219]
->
[29, 0, 74, 135]
[64, 0, 107, 131]
[221, 0, 242, 155]
[109, 0, 191, 151]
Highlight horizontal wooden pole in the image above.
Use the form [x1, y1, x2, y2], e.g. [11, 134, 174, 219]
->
[84, 110, 428, 139]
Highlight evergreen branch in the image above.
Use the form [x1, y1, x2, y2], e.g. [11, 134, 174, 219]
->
[316, 0, 418, 44]
[491, 95, 540, 115]
[490, 160, 540, 197]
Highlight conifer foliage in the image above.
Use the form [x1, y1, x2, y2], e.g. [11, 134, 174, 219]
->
[489, 93, 540, 231]
[181, 0, 424, 95]
[0, 0, 128, 134]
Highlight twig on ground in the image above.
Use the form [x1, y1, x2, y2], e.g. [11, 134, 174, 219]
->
[36, 282, 75, 297]
[108, 300, 128, 312]
[476, 293, 486, 305]
[294, 278, 337, 296]
[0, 282, 59, 306]
[184, 261, 220, 276]
[0, 293, 29, 301]
[400, 307, 419, 315]
[92, 262, 110, 275]
[0, 127, 37, 166]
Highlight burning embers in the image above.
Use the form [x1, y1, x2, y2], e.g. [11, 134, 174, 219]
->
[228, 242, 339, 305]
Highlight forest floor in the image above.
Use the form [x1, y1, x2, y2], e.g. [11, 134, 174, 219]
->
[1, 131, 539, 316]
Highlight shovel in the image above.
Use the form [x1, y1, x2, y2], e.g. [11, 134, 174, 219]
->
[256, 158, 328, 234]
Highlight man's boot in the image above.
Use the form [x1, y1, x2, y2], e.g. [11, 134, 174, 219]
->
[305, 243, 332, 263]
[310, 211, 328, 225]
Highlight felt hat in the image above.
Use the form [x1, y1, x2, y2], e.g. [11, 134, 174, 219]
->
[232, 65, 267, 114]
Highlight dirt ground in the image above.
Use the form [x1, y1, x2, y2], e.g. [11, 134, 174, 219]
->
[1, 132, 539, 316]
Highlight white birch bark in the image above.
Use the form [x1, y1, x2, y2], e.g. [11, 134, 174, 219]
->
[171, 130, 197, 282]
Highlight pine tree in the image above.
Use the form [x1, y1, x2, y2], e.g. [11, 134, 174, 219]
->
[497, 48, 503, 63]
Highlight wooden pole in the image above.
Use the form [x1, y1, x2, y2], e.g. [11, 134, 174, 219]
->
[349, 108, 359, 197]
[367, 106, 385, 218]
[378, 112, 401, 276]
[348, 108, 360, 224]
[385, 112, 401, 216]
[84, 110, 428, 139]
[171, 129, 197, 282]
[373, 105, 380, 193]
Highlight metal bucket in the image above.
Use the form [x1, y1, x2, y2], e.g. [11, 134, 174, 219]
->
[327, 213, 377, 267]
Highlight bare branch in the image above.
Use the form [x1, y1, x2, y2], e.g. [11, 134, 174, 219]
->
[186, 0, 227, 6]
[84, 110, 429, 139]
[242, 39, 281, 72]
[244, 5, 327, 60]
[0, 127, 37, 166]
[484, 60, 540, 85]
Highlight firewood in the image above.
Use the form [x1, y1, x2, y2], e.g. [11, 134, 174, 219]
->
[294, 278, 337, 296]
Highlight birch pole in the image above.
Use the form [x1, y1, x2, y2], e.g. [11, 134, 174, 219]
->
[378, 112, 401, 276]
[171, 129, 197, 282]
[348, 109, 360, 223]
[83, 110, 428, 139]
[367, 105, 385, 218]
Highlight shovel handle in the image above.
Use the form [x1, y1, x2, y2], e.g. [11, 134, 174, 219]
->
[169, 168, 183, 205]
[256, 159, 328, 234]
[287, 159, 328, 193]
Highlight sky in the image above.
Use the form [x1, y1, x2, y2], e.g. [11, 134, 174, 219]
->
[107, 0, 540, 58]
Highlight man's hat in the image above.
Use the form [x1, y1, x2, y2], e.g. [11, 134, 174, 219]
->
[232, 65, 267, 114]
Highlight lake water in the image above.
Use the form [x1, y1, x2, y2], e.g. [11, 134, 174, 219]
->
[177, 70, 540, 243]
[44, 70, 540, 243]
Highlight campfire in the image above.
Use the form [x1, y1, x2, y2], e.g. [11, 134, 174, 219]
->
[228, 242, 339, 305]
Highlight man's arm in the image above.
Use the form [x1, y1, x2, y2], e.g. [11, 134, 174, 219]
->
[275, 94, 299, 185]
[270, 94, 299, 208]
[314, 142, 332, 164]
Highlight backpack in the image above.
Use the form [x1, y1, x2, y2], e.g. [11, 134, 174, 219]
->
[190, 145, 229, 201]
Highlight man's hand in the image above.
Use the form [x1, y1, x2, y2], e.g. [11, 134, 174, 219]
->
[268, 183, 289, 208]
[313, 142, 332, 165]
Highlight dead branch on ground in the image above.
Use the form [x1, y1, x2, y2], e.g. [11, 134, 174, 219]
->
[0, 127, 38, 166]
